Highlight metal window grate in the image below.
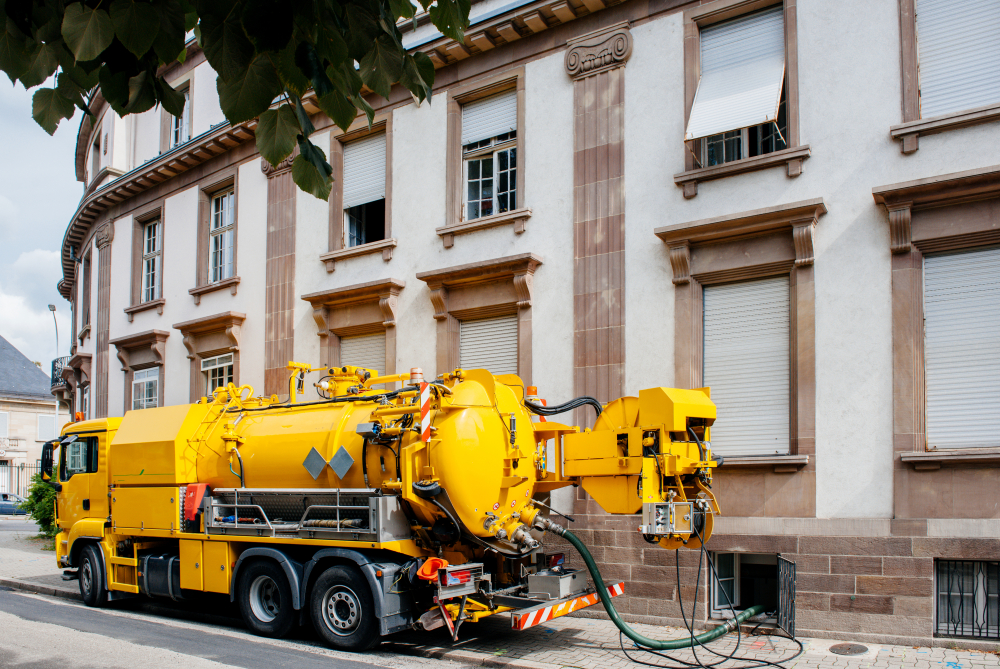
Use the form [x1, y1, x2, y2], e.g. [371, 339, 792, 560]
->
[777, 555, 796, 638]
[937, 560, 1000, 639]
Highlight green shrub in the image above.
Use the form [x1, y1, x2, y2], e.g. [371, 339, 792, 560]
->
[19, 473, 59, 537]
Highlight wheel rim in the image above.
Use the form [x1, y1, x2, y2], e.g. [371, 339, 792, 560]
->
[249, 575, 281, 623]
[321, 585, 361, 636]
[81, 559, 93, 596]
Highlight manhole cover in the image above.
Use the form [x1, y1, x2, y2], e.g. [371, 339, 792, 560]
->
[829, 643, 868, 656]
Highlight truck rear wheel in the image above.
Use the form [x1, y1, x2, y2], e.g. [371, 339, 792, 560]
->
[310, 565, 379, 651]
[79, 544, 108, 607]
[236, 560, 296, 638]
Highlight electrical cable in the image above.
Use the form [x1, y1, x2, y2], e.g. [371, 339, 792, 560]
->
[525, 396, 604, 419]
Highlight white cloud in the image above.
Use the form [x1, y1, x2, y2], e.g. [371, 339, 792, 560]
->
[6, 248, 61, 304]
[0, 279, 71, 372]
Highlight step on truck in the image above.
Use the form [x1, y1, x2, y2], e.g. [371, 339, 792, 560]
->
[43, 363, 722, 650]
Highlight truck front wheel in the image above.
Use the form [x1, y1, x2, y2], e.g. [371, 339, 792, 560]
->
[309, 565, 379, 651]
[236, 560, 296, 638]
[79, 544, 108, 607]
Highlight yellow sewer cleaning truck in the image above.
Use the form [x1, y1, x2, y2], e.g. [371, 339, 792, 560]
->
[43, 363, 751, 651]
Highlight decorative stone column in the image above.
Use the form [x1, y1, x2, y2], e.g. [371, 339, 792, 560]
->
[94, 221, 114, 418]
[261, 155, 297, 396]
[565, 22, 632, 425]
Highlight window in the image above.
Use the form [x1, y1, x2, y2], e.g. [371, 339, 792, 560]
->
[172, 87, 191, 146]
[80, 386, 90, 420]
[82, 251, 92, 327]
[343, 133, 387, 248]
[915, 0, 1000, 119]
[459, 315, 518, 375]
[0, 412, 7, 438]
[703, 277, 790, 456]
[61, 436, 98, 480]
[340, 333, 386, 375]
[37, 415, 55, 442]
[936, 560, 1000, 640]
[462, 90, 517, 221]
[142, 219, 162, 302]
[923, 247, 1000, 449]
[202, 354, 234, 396]
[131, 368, 159, 410]
[90, 129, 100, 181]
[210, 190, 235, 282]
[710, 553, 779, 619]
[687, 6, 787, 167]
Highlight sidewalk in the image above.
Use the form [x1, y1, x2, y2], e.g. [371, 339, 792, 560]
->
[1, 525, 997, 669]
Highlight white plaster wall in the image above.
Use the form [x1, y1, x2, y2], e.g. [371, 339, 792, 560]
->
[192, 61, 225, 137]
[233, 160, 268, 393]
[111, 113, 129, 172]
[295, 131, 331, 367]
[132, 107, 160, 169]
[106, 215, 133, 417]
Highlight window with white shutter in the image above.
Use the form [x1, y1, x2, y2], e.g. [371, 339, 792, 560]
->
[0, 412, 7, 438]
[915, 0, 1000, 119]
[924, 247, 1000, 449]
[687, 6, 788, 166]
[703, 277, 790, 456]
[459, 315, 518, 375]
[343, 133, 387, 247]
[37, 415, 55, 442]
[462, 90, 517, 221]
[340, 333, 387, 376]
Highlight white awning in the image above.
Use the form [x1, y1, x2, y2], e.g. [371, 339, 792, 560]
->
[685, 6, 785, 141]
[342, 133, 386, 210]
[462, 90, 517, 145]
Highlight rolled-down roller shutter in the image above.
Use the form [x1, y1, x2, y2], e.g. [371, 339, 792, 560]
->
[462, 90, 517, 145]
[342, 133, 387, 209]
[340, 332, 386, 376]
[924, 247, 1000, 449]
[703, 277, 790, 456]
[685, 6, 785, 141]
[460, 315, 518, 375]
[916, 0, 1000, 119]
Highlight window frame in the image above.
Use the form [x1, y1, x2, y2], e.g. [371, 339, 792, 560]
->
[710, 552, 741, 616]
[80, 385, 90, 420]
[191, 169, 241, 303]
[462, 133, 518, 223]
[142, 219, 162, 303]
[160, 69, 194, 154]
[202, 353, 235, 396]
[60, 436, 98, 481]
[676, 0, 805, 199]
[131, 367, 159, 411]
[209, 189, 236, 283]
[36, 414, 55, 442]
[171, 86, 191, 147]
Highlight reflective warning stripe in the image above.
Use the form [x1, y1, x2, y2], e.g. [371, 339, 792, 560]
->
[512, 582, 625, 630]
[420, 383, 431, 442]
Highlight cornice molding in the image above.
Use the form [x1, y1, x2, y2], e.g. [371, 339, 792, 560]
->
[173, 311, 246, 359]
[261, 151, 296, 178]
[108, 329, 169, 372]
[565, 22, 632, 80]
[415, 252, 543, 290]
[301, 278, 406, 336]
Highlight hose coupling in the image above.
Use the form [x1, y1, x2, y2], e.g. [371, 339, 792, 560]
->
[533, 515, 565, 536]
[509, 524, 539, 550]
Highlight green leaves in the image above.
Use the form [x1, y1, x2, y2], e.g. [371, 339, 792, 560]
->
[359, 35, 402, 99]
[109, 0, 160, 58]
[256, 104, 298, 165]
[0, 19, 30, 83]
[200, 2, 254, 80]
[430, 0, 471, 43]
[292, 146, 332, 201]
[19, 41, 58, 88]
[217, 52, 282, 123]
[61, 3, 114, 62]
[32, 87, 75, 135]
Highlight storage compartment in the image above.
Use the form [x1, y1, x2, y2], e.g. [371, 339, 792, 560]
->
[204, 540, 233, 594]
[179, 539, 203, 591]
[112, 487, 181, 531]
[527, 568, 588, 601]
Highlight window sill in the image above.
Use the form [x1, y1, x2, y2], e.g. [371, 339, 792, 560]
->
[890, 103, 1000, 154]
[900, 447, 1000, 470]
[124, 298, 165, 322]
[437, 207, 532, 248]
[673, 146, 811, 199]
[189, 276, 240, 305]
[718, 454, 809, 473]
[320, 238, 397, 273]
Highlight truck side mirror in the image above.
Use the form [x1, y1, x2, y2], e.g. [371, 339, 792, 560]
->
[41, 441, 54, 480]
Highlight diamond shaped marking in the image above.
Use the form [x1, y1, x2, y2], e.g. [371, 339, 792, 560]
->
[329, 446, 355, 480]
[303, 447, 327, 480]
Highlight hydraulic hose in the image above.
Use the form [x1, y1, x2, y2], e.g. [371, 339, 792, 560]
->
[544, 523, 765, 650]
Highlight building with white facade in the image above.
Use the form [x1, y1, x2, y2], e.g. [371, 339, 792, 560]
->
[53, 0, 1000, 647]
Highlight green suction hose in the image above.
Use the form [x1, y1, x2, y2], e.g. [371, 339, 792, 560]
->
[545, 523, 765, 650]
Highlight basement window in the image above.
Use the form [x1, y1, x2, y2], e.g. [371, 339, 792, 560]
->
[710, 552, 778, 620]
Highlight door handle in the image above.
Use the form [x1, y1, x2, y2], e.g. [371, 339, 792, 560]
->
[82, 499, 90, 511]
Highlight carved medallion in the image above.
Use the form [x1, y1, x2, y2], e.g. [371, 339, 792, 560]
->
[565, 22, 632, 80]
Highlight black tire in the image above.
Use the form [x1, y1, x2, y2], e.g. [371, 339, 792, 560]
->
[79, 544, 108, 607]
[236, 560, 296, 638]
[309, 565, 380, 651]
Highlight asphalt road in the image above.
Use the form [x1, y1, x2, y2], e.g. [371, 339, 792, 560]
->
[0, 517, 38, 532]
[0, 587, 465, 669]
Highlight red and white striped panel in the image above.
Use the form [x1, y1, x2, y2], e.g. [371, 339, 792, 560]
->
[419, 383, 431, 442]
[512, 582, 625, 630]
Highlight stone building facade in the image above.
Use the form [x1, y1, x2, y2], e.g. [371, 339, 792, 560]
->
[53, 0, 1000, 648]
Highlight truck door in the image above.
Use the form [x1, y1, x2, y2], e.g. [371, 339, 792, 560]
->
[58, 435, 101, 528]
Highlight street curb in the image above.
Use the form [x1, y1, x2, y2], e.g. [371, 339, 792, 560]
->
[382, 643, 562, 669]
[0, 577, 81, 602]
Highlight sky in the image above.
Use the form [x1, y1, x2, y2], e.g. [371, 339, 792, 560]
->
[0, 78, 81, 374]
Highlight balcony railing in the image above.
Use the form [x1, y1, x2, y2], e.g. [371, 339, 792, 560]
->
[51, 356, 69, 390]
[0, 437, 22, 453]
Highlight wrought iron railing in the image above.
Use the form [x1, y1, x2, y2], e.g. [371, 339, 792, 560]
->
[778, 555, 796, 637]
[0, 462, 41, 497]
[937, 560, 1000, 640]
[51, 356, 70, 390]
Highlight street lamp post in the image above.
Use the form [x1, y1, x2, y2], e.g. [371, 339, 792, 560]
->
[48, 304, 59, 437]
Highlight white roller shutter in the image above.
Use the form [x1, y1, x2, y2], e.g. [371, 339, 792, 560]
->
[342, 133, 387, 209]
[685, 6, 785, 141]
[703, 277, 790, 456]
[916, 0, 1000, 118]
[460, 315, 518, 375]
[924, 247, 1000, 449]
[462, 90, 517, 145]
[0, 412, 7, 438]
[341, 332, 386, 376]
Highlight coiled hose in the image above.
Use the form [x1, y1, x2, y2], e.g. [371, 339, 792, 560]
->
[545, 524, 764, 650]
